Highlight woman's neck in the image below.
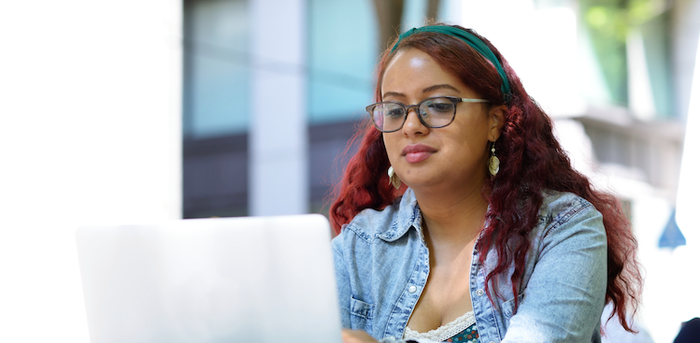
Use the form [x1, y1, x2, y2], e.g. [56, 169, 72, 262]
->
[413, 181, 488, 252]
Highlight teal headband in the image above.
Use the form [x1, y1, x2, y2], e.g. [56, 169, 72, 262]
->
[391, 26, 512, 101]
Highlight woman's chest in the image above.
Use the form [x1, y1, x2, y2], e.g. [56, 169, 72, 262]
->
[406, 253, 475, 333]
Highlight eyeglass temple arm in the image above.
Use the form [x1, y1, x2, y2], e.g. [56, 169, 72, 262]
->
[460, 98, 489, 103]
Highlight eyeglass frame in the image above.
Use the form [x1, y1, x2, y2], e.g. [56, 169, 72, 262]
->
[365, 96, 490, 133]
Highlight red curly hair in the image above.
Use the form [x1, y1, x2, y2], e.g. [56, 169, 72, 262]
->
[329, 24, 642, 332]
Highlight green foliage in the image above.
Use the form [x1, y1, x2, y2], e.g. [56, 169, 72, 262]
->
[579, 0, 659, 105]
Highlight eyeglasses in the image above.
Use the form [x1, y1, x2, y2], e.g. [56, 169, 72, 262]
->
[365, 96, 489, 133]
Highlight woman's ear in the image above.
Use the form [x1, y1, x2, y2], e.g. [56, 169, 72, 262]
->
[488, 105, 507, 142]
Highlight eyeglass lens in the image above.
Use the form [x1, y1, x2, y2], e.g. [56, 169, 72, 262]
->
[370, 97, 456, 132]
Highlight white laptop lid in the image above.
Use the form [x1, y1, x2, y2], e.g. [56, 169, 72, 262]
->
[76, 214, 342, 343]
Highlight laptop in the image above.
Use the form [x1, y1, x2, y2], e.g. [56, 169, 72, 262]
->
[75, 214, 342, 343]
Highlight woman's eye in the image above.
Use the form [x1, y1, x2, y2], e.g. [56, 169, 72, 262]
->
[386, 108, 405, 118]
[426, 102, 453, 113]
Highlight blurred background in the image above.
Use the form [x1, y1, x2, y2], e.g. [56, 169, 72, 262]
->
[0, 0, 698, 342]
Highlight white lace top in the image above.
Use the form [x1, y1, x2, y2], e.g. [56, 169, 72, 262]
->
[404, 311, 476, 342]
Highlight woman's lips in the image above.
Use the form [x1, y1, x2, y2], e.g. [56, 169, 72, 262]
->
[401, 144, 437, 163]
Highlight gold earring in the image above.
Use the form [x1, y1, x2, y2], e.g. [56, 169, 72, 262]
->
[488, 142, 500, 176]
[388, 166, 402, 189]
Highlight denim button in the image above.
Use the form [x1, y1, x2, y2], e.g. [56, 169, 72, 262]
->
[408, 285, 417, 293]
[476, 289, 485, 296]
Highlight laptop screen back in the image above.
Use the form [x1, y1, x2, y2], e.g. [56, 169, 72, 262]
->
[76, 214, 342, 343]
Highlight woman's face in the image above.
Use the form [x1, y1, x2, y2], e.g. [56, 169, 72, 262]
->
[381, 48, 502, 193]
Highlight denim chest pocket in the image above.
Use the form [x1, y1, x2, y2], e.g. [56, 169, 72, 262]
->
[349, 296, 375, 333]
[350, 296, 375, 319]
[501, 293, 525, 320]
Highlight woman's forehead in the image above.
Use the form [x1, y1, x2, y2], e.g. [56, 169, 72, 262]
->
[381, 48, 467, 97]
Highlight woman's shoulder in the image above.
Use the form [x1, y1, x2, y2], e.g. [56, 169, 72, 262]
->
[539, 189, 594, 214]
[334, 188, 421, 245]
[538, 189, 603, 232]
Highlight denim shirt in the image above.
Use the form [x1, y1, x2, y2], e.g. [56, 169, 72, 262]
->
[331, 188, 607, 343]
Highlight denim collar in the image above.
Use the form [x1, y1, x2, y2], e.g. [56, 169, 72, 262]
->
[377, 188, 424, 242]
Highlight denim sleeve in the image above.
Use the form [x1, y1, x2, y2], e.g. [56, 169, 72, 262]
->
[331, 233, 353, 329]
[502, 203, 607, 343]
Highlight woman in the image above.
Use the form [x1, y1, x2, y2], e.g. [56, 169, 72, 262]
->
[330, 24, 642, 343]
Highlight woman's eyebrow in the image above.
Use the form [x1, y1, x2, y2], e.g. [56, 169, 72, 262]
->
[423, 84, 459, 93]
[382, 84, 459, 99]
[382, 91, 405, 99]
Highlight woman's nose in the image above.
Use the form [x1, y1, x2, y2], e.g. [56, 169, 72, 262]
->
[402, 107, 428, 135]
